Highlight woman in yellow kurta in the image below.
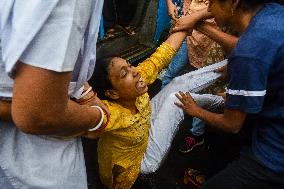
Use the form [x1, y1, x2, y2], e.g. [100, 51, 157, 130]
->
[95, 42, 181, 189]
[87, 9, 222, 189]
[95, 42, 177, 189]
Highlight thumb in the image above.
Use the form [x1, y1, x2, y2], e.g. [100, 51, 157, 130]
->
[214, 66, 226, 73]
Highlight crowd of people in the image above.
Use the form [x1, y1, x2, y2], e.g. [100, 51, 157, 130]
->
[0, 0, 284, 189]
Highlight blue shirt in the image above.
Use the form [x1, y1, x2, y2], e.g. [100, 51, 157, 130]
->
[225, 3, 284, 173]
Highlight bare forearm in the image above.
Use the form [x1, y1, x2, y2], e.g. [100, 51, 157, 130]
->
[165, 31, 188, 50]
[33, 99, 102, 136]
[176, 92, 246, 134]
[166, 0, 172, 8]
[12, 96, 102, 136]
[0, 100, 12, 122]
[197, 25, 238, 54]
[193, 107, 244, 133]
[12, 63, 102, 136]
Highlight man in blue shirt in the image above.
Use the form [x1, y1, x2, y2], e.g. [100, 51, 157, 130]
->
[174, 1, 284, 188]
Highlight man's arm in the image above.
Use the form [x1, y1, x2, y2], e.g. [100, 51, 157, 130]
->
[175, 92, 246, 133]
[196, 22, 238, 54]
[192, 107, 246, 133]
[166, 0, 178, 21]
[172, 8, 238, 54]
[12, 62, 102, 136]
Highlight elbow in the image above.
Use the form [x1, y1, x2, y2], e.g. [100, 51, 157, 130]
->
[11, 108, 52, 135]
[12, 113, 40, 134]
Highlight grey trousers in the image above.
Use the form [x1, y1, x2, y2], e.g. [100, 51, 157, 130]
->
[141, 60, 227, 173]
[0, 167, 14, 189]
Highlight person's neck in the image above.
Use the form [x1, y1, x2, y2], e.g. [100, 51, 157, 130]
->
[117, 98, 138, 114]
[233, 5, 263, 34]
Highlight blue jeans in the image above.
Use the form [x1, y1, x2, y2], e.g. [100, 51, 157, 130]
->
[162, 40, 189, 88]
[190, 117, 205, 136]
[162, 40, 205, 136]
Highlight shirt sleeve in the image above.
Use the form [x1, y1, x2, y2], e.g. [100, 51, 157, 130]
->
[101, 101, 131, 132]
[19, 0, 87, 73]
[224, 23, 281, 113]
[137, 42, 176, 85]
[225, 57, 269, 113]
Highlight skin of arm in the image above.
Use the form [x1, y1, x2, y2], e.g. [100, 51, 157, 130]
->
[172, 8, 238, 54]
[166, 0, 178, 21]
[196, 21, 238, 54]
[0, 100, 12, 122]
[166, 10, 211, 50]
[11, 62, 104, 136]
[175, 91, 246, 133]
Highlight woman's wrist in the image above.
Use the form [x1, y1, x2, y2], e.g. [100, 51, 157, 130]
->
[88, 106, 104, 131]
[88, 105, 110, 132]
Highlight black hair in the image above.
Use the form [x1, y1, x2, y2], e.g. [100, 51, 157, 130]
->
[218, 0, 273, 10]
[89, 56, 118, 100]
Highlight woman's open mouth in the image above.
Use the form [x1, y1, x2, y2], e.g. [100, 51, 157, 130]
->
[136, 75, 147, 91]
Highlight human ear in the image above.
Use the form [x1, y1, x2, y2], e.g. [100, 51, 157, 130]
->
[105, 90, 120, 100]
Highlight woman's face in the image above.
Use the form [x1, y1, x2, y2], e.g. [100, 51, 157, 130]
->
[207, 0, 233, 28]
[107, 57, 148, 100]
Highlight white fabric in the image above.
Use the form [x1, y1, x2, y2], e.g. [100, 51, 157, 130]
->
[141, 60, 227, 173]
[0, 0, 104, 97]
[0, 45, 13, 98]
[19, 0, 91, 73]
[226, 89, 266, 96]
[0, 0, 104, 188]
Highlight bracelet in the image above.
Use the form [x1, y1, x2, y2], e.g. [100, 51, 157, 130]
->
[80, 87, 93, 99]
[76, 90, 97, 104]
[88, 106, 104, 132]
[97, 107, 110, 131]
[78, 92, 97, 105]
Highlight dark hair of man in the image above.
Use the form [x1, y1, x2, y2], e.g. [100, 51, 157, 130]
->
[90, 56, 118, 100]
[218, 0, 273, 10]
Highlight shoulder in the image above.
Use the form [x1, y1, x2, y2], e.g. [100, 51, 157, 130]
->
[231, 4, 284, 65]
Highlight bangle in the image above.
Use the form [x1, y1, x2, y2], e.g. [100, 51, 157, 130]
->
[88, 106, 104, 131]
[76, 90, 97, 104]
[97, 106, 110, 131]
[80, 87, 93, 99]
[79, 93, 97, 105]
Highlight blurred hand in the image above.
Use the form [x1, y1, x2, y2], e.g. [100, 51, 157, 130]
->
[167, 2, 179, 21]
[80, 82, 110, 116]
[189, 0, 208, 12]
[217, 92, 227, 101]
[215, 65, 228, 81]
[172, 8, 212, 33]
[175, 91, 200, 117]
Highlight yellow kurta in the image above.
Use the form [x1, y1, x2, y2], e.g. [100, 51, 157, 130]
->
[98, 42, 176, 189]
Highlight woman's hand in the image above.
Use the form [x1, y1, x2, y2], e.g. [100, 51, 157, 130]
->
[90, 96, 110, 117]
[189, 0, 209, 12]
[215, 65, 228, 81]
[167, 1, 179, 21]
[172, 8, 212, 33]
[175, 91, 201, 117]
[79, 82, 110, 117]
